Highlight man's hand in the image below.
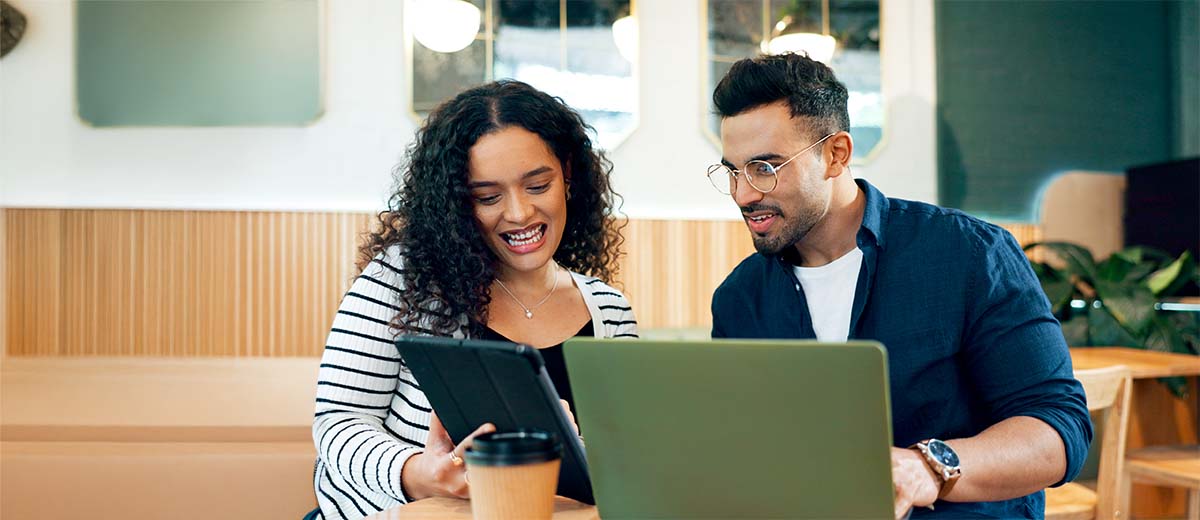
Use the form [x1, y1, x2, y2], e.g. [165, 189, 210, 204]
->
[402, 413, 495, 500]
[891, 447, 940, 519]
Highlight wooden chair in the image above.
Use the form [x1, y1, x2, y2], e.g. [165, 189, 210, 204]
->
[1046, 366, 1133, 519]
[1123, 445, 1200, 520]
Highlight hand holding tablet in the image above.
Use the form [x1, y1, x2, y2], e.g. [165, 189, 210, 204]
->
[394, 335, 595, 504]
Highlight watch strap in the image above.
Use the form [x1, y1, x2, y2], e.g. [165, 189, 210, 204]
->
[910, 439, 960, 499]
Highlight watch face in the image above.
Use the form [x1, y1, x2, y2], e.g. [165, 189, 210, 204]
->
[928, 440, 960, 467]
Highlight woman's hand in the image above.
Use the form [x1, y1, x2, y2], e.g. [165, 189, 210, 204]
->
[560, 399, 579, 436]
[401, 413, 495, 500]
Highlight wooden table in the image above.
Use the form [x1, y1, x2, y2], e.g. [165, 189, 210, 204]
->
[369, 348, 1197, 520]
[364, 496, 597, 519]
[1070, 347, 1200, 378]
[1070, 347, 1200, 518]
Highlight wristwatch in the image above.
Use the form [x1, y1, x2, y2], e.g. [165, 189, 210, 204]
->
[910, 439, 961, 499]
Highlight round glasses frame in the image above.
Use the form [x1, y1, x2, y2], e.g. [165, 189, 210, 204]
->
[707, 133, 835, 195]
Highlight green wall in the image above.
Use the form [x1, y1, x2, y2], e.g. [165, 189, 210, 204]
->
[1170, 0, 1200, 158]
[936, 0, 1187, 222]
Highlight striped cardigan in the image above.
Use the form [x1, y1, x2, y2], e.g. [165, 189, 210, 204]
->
[311, 246, 638, 520]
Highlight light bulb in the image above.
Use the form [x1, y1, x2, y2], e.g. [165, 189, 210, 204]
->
[612, 15, 638, 63]
[766, 33, 837, 64]
[410, 0, 481, 54]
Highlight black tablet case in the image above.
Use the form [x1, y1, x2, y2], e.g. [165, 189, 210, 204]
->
[394, 335, 594, 504]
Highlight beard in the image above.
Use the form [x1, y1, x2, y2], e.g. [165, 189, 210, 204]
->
[744, 201, 826, 256]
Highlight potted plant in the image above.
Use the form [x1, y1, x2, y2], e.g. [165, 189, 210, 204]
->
[1025, 242, 1199, 397]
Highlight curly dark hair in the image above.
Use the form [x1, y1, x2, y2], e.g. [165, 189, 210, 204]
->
[358, 80, 625, 337]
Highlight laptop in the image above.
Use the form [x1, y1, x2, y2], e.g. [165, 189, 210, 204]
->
[563, 338, 895, 519]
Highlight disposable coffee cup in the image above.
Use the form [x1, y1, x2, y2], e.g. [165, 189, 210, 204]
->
[464, 429, 562, 520]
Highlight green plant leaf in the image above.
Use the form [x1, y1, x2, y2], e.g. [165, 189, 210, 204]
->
[1024, 242, 1097, 282]
[1168, 312, 1200, 355]
[1028, 260, 1080, 315]
[1093, 280, 1157, 336]
[1029, 262, 1057, 282]
[1111, 248, 1143, 264]
[1158, 376, 1189, 400]
[1123, 246, 1174, 264]
[1060, 313, 1090, 346]
[1041, 278, 1075, 314]
[1113, 246, 1175, 265]
[1145, 315, 1183, 353]
[1164, 257, 1196, 296]
[1146, 251, 1191, 296]
[1086, 305, 1141, 347]
[1097, 254, 1135, 282]
[1121, 263, 1158, 284]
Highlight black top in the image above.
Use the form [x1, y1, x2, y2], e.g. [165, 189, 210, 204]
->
[480, 320, 594, 415]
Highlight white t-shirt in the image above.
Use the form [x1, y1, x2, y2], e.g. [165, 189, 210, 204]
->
[792, 248, 864, 342]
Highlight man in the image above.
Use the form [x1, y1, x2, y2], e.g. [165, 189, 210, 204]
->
[708, 53, 1092, 519]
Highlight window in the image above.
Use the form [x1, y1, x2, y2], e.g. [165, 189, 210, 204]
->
[703, 0, 882, 161]
[407, 0, 637, 149]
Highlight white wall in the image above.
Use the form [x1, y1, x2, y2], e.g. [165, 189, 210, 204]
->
[0, 0, 936, 220]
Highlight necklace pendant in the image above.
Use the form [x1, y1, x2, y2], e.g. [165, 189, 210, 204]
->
[524, 310, 534, 319]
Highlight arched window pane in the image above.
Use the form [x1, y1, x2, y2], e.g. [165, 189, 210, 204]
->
[409, 0, 638, 150]
[704, 0, 882, 162]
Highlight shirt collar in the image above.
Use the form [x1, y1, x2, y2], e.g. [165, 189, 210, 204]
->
[778, 178, 889, 265]
[855, 178, 888, 250]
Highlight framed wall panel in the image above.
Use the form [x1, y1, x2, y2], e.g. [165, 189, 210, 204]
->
[76, 0, 322, 126]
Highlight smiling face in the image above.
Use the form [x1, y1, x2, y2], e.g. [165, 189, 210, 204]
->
[720, 102, 834, 255]
[467, 126, 569, 278]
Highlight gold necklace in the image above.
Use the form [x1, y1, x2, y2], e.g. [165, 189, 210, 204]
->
[494, 263, 560, 319]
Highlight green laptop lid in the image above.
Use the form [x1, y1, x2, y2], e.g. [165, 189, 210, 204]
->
[564, 338, 895, 519]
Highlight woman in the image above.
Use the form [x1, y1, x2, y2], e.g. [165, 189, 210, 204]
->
[310, 80, 638, 520]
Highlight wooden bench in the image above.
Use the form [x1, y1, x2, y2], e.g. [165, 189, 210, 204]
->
[1, 357, 321, 520]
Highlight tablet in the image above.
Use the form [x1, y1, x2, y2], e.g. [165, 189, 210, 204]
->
[394, 335, 594, 504]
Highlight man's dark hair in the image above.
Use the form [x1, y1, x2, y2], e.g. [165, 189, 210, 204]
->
[713, 52, 850, 136]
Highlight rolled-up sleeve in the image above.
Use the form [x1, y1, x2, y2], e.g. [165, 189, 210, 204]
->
[962, 226, 1094, 486]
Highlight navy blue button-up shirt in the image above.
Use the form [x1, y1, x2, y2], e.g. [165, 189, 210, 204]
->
[711, 179, 1092, 519]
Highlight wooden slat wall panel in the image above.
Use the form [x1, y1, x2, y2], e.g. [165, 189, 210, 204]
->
[2, 209, 1041, 357]
[0, 208, 8, 355]
[6, 209, 63, 356]
[617, 219, 756, 329]
[6, 209, 372, 357]
[1001, 223, 1042, 252]
[1000, 223, 1044, 262]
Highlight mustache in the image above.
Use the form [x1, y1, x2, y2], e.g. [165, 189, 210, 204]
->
[740, 203, 783, 215]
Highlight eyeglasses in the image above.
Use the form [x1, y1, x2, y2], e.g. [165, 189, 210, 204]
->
[706, 133, 835, 195]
